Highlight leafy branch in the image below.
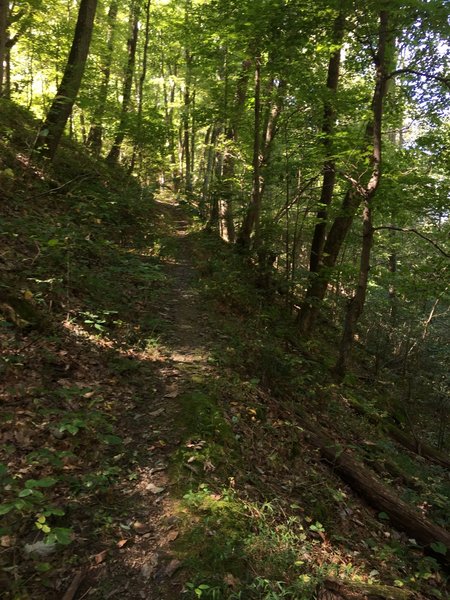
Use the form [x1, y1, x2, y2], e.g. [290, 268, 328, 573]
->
[373, 226, 449, 258]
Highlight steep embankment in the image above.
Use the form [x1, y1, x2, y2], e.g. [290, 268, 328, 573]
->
[1, 100, 449, 599]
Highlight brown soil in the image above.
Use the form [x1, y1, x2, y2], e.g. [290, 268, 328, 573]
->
[74, 202, 212, 599]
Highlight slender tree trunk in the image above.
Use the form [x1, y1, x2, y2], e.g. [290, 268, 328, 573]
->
[87, 0, 118, 154]
[130, 0, 151, 173]
[237, 65, 284, 251]
[236, 54, 262, 250]
[4, 44, 10, 97]
[0, 0, 8, 97]
[298, 12, 391, 337]
[334, 11, 391, 378]
[34, 0, 98, 159]
[309, 13, 345, 272]
[201, 125, 219, 220]
[190, 89, 196, 179]
[258, 78, 285, 201]
[335, 202, 374, 377]
[220, 56, 253, 243]
[182, 51, 193, 193]
[161, 55, 178, 184]
[208, 148, 223, 229]
[297, 187, 359, 334]
[107, 0, 139, 164]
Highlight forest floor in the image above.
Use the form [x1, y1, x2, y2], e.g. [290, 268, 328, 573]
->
[70, 200, 219, 599]
[1, 100, 449, 599]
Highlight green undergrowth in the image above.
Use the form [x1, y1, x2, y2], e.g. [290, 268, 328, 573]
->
[1, 100, 448, 599]
[170, 231, 449, 599]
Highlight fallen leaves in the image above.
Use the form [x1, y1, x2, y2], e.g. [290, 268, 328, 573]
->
[164, 558, 182, 577]
[149, 407, 165, 417]
[141, 553, 159, 579]
[224, 573, 240, 588]
[0, 535, 15, 548]
[93, 550, 108, 565]
[133, 521, 152, 535]
[146, 483, 166, 494]
[164, 530, 179, 544]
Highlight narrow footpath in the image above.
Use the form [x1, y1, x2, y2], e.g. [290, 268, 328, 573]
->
[81, 201, 213, 599]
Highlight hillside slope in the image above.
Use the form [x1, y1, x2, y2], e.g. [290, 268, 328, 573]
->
[1, 100, 449, 599]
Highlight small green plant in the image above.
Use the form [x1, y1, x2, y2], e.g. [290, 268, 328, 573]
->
[78, 309, 118, 332]
[185, 582, 222, 598]
[309, 521, 325, 533]
[0, 465, 72, 545]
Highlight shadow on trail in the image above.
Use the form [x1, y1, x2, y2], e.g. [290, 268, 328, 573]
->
[1, 200, 211, 598]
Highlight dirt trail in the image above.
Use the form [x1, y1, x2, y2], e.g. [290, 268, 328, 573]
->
[83, 201, 212, 599]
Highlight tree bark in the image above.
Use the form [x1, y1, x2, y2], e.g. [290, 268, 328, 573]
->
[258, 78, 285, 201]
[302, 424, 450, 561]
[297, 187, 359, 334]
[130, 0, 151, 173]
[335, 202, 374, 377]
[220, 56, 253, 242]
[335, 11, 391, 378]
[107, 0, 139, 164]
[387, 424, 450, 470]
[182, 51, 193, 193]
[298, 11, 391, 337]
[161, 56, 178, 184]
[87, 0, 118, 154]
[34, 0, 98, 159]
[309, 13, 345, 272]
[346, 394, 450, 470]
[201, 125, 220, 220]
[236, 54, 262, 251]
[0, 0, 8, 97]
[319, 578, 413, 600]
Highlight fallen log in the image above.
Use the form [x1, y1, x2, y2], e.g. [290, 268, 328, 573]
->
[318, 577, 415, 599]
[301, 424, 450, 562]
[366, 452, 425, 492]
[386, 424, 450, 470]
[345, 396, 450, 470]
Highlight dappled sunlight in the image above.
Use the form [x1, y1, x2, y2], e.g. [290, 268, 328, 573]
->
[2, 193, 448, 598]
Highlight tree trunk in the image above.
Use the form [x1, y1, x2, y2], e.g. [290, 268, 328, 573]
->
[0, 0, 8, 97]
[297, 188, 359, 334]
[335, 11, 391, 378]
[387, 424, 450, 470]
[201, 125, 220, 220]
[309, 13, 345, 272]
[319, 578, 413, 600]
[236, 54, 262, 251]
[107, 0, 139, 164]
[298, 11, 391, 337]
[182, 51, 193, 194]
[161, 56, 178, 184]
[34, 0, 98, 159]
[335, 202, 374, 377]
[207, 146, 224, 230]
[237, 65, 285, 252]
[302, 424, 450, 561]
[220, 56, 253, 243]
[130, 0, 151, 173]
[87, 0, 118, 154]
